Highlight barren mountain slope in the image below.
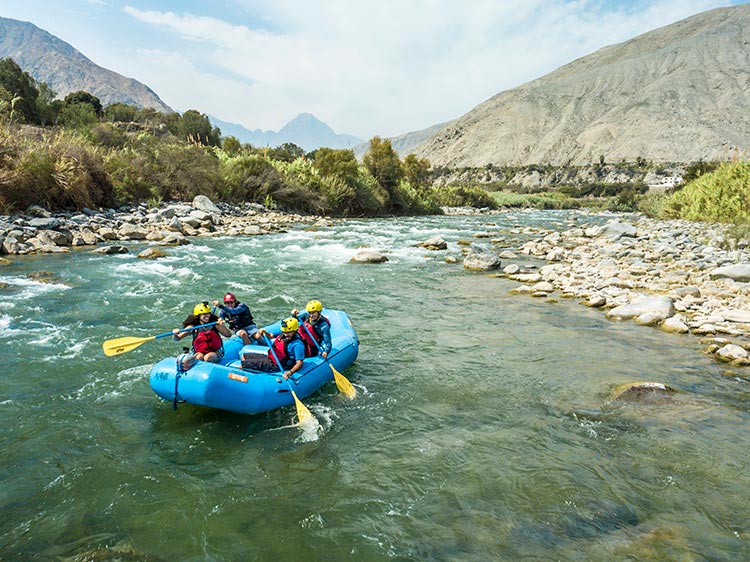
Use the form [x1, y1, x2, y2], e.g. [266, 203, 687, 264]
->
[0, 16, 172, 112]
[418, 5, 750, 166]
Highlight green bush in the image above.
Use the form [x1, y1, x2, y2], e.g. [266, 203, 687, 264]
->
[107, 138, 221, 203]
[433, 185, 499, 209]
[666, 161, 750, 222]
[489, 190, 579, 209]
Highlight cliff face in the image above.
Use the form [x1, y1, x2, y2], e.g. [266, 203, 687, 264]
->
[418, 6, 750, 167]
[0, 16, 172, 112]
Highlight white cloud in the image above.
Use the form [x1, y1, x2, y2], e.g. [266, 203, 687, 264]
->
[122, 0, 736, 139]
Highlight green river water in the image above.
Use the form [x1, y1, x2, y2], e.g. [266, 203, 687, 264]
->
[1, 211, 749, 561]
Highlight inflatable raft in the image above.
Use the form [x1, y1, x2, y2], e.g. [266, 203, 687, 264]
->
[149, 309, 358, 415]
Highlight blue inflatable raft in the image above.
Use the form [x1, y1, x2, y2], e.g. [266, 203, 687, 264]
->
[149, 309, 358, 415]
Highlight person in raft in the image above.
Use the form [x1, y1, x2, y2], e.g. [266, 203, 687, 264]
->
[291, 300, 332, 359]
[212, 292, 266, 345]
[173, 302, 232, 363]
[241, 316, 305, 379]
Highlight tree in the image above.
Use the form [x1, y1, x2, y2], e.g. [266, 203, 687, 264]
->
[222, 135, 242, 155]
[35, 82, 60, 125]
[267, 142, 305, 162]
[0, 57, 40, 123]
[178, 109, 220, 146]
[363, 137, 406, 212]
[105, 102, 138, 123]
[363, 136, 403, 190]
[314, 148, 359, 184]
[402, 153, 431, 190]
[63, 90, 103, 116]
[57, 102, 99, 129]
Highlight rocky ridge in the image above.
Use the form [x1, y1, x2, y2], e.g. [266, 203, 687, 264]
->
[417, 5, 750, 167]
[0, 16, 172, 112]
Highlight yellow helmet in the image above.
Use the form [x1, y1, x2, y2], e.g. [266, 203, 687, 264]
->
[280, 317, 299, 332]
[306, 300, 323, 313]
[193, 302, 211, 316]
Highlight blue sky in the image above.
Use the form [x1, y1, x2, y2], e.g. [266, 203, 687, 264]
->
[0, 0, 742, 139]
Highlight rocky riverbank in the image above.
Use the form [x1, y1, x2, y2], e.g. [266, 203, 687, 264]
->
[0, 196, 324, 257]
[476, 212, 750, 369]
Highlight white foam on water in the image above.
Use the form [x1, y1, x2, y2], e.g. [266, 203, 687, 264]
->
[258, 293, 296, 305]
[296, 415, 322, 443]
[0, 275, 71, 301]
[233, 253, 256, 265]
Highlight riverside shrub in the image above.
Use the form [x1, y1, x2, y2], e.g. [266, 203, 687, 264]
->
[0, 129, 114, 211]
[666, 161, 750, 223]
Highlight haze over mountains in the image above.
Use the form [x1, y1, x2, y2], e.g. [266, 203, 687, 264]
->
[209, 113, 363, 152]
[0, 16, 172, 113]
[416, 5, 750, 167]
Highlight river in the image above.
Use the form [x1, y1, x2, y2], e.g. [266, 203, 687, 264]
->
[1, 211, 749, 561]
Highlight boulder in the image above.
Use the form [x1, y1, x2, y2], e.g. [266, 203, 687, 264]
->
[190, 209, 214, 223]
[2, 236, 19, 255]
[721, 310, 750, 323]
[92, 245, 129, 255]
[661, 317, 690, 334]
[243, 225, 266, 236]
[715, 344, 748, 362]
[159, 234, 189, 246]
[28, 217, 61, 229]
[137, 247, 168, 259]
[606, 296, 675, 322]
[609, 382, 674, 402]
[416, 236, 447, 250]
[709, 264, 750, 282]
[601, 220, 637, 240]
[119, 223, 150, 240]
[350, 250, 388, 264]
[463, 248, 501, 271]
[192, 195, 222, 214]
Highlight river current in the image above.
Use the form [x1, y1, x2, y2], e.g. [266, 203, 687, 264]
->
[1, 211, 749, 561]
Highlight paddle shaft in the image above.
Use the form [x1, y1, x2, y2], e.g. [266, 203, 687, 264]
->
[300, 321, 356, 398]
[102, 322, 219, 356]
[262, 333, 313, 422]
[169, 321, 218, 339]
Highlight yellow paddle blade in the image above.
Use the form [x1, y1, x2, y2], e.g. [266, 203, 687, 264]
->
[330, 364, 357, 399]
[290, 390, 314, 424]
[102, 335, 156, 356]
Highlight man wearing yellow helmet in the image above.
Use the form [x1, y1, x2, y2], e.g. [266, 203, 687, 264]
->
[241, 316, 306, 379]
[173, 302, 232, 363]
[291, 300, 332, 359]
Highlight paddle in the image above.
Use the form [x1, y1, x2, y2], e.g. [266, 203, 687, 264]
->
[300, 322, 356, 399]
[262, 333, 314, 424]
[102, 322, 217, 357]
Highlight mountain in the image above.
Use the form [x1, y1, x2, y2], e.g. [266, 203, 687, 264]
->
[352, 121, 453, 160]
[0, 16, 172, 112]
[418, 5, 750, 167]
[210, 113, 363, 152]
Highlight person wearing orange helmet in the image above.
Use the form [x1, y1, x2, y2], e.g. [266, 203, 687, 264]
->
[212, 292, 266, 345]
[173, 302, 232, 362]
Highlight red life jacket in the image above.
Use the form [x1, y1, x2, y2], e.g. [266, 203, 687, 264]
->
[298, 325, 319, 357]
[192, 326, 223, 353]
[269, 334, 300, 368]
